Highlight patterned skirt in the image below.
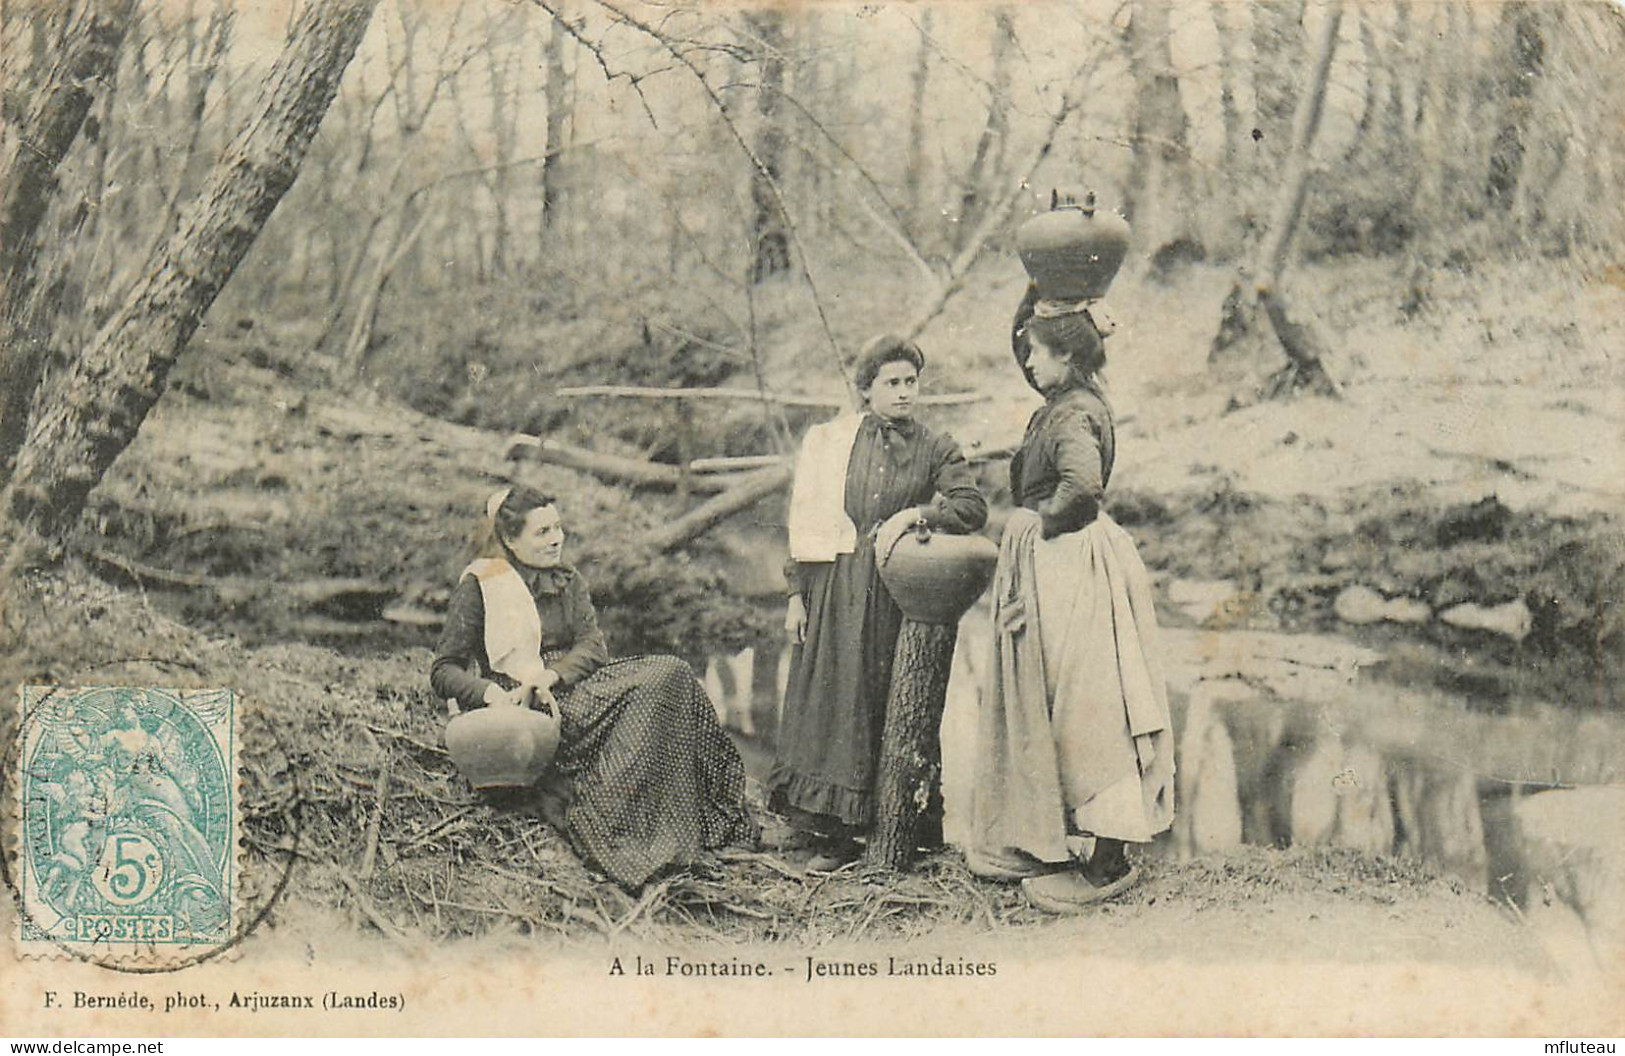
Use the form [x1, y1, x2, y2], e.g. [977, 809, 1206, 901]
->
[547, 655, 757, 889]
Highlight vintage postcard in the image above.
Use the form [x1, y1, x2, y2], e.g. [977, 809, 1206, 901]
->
[2, 0, 1623, 1039]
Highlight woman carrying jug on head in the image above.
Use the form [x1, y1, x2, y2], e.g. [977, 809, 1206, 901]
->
[770, 335, 988, 871]
[969, 197, 1175, 912]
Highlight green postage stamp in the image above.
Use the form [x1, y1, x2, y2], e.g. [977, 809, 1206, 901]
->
[12, 685, 239, 964]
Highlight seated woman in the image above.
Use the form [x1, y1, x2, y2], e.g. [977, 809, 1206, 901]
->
[430, 485, 757, 890]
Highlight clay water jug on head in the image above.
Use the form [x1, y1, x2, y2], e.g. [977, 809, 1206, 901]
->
[1016, 189, 1130, 302]
[444, 698, 561, 789]
[874, 509, 998, 626]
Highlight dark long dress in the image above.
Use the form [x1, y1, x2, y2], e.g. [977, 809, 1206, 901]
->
[431, 561, 756, 889]
[769, 414, 987, 833]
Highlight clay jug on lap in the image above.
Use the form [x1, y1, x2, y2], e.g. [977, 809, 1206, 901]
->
[445, 703, 561, 789]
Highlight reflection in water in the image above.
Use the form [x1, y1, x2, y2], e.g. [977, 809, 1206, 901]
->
[1173, 687, 1487, 883]
[710, 601, 1625, 968]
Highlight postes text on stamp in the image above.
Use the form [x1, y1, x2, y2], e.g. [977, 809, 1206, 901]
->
[13, 685, 238, 964]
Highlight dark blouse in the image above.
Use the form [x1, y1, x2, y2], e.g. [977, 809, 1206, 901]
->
[429, 562, 611, 711]
[784, 414, 988, 596]
[1010, 382, 1116, 538]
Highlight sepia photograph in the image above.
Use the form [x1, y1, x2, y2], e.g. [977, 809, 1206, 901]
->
[1, 0, 1623, 1038]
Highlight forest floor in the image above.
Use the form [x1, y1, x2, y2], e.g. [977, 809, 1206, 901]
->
[3, 257, 1623, 995]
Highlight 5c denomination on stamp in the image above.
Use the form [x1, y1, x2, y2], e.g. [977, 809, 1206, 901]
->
[12, 685, 238, 965]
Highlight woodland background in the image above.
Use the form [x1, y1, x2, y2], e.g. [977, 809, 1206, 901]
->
[4, 0, 1622, 662]
[1, 0, 1624, 975]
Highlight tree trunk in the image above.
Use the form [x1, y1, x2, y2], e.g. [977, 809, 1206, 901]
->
[540, 6, 573, 250]
[900, 10, 932, 243]
[1, 0, 381, 541]
[0, 0, 134, 301]
[745, 10, 790, 284]
[954, 8, 1013, 255]
[1127, 0, 1203, 274]
[1413, 2, 1465, 241]
[506, 434, 732, 494]
[1258, 289, 1341, 398]
[340, 202, 433, 378]
[0, 0, 135, 483]
[787, 9, 824, 240]
[1485, 1, 1544, 210]
[484, 29, 514, 275]
[1382, 1, 1411, 153]
[1342, 12, 1379, 165]
[1212, 1, 1246, 171]
[1257, 5, 1343, 291]
[1210, 1, 1344, 396]
[1250, 0, 1306, 176]
[867, 619, 957, 872]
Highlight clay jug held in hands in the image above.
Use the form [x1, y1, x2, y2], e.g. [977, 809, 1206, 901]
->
[444, 700, 561, 789]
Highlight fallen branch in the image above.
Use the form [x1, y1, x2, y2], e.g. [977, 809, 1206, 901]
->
[334, 866, 415, 949]
[551, 384, 985, 407]
[647, 463, 793, 552]
[395, 805, 479, 852]
[364, 723, 451, 758]
[714, 848, 804, 882]
[504, 435, 727, 493]
[688, 455, 786, 474]
[84, 548, 211, 590]
[404, 893, 563, 933]
[609, 876, 674, 936]
[83, 549, 396, 617]
[360, 756, 393, 881]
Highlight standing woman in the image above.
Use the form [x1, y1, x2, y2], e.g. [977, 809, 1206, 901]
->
[970, 291, 1175, 911]
[431, 485, 757, 890]
[770, 335, 988, 869]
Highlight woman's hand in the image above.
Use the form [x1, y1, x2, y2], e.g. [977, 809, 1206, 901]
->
[521, 670, 562, 715]
[1004, 507, 1043, 537]
[483, 683, 525, 708]
[784, 595, 808, 644]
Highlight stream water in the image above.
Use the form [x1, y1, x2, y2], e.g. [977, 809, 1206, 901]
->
[706, 601, 1625, 963]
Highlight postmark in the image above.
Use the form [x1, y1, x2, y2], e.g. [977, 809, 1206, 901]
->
[12, 685, 239, 965]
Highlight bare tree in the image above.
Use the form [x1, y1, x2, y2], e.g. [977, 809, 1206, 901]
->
[1212, 1, 1246, 172]
[745, 9, 790, 284]
[1209, 1, 1344, 397]
[900, 10, 933, 242]
[1126, 0, 1204, 272]
[330, 3, 477, 371]
[540, 3, 574, 252]
[953, 8, 1014, 255]
[1485, 1, 1545, 210]
[481, 5, 522, 275]
[1250, 0, 1306, 175]
[0, 0, 135, 483]
[1, 0, 381, 549]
